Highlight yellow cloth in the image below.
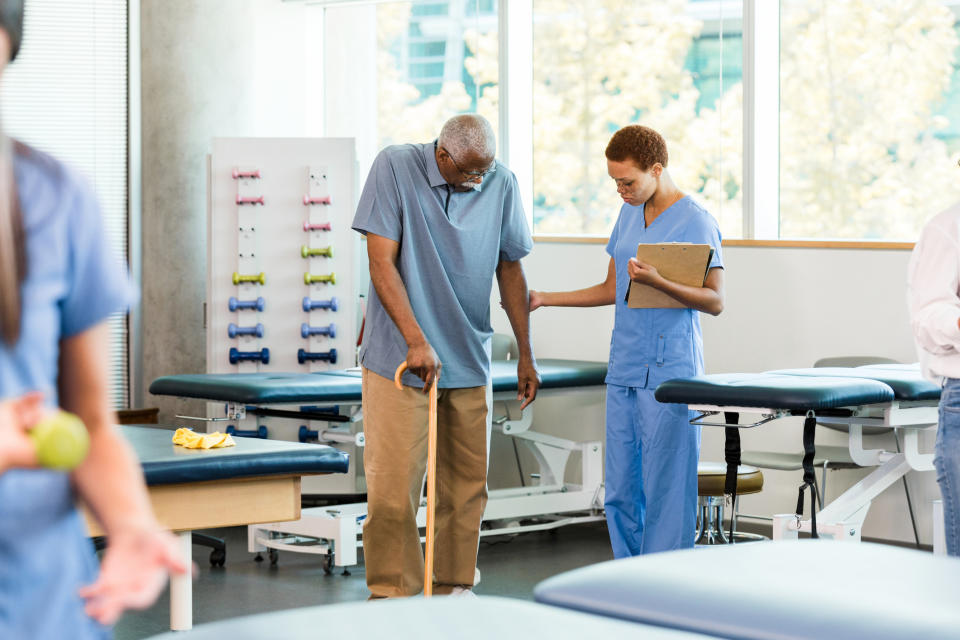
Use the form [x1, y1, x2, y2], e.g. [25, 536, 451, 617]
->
[172, 427, 236, 449]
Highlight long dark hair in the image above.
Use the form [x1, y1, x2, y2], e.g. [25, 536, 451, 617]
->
[0, 136, 24, 346]
[0, 2, 26, 345]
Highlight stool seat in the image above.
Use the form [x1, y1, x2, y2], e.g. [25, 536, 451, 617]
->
[697, 462, 763, 497]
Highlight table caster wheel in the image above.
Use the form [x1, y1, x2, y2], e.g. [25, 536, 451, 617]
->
[322, 554, 333, 575]
[210, 548, 226, 567]
[269, 548, 279, 566]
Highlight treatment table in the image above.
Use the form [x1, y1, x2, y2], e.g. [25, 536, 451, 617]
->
[86, 425, 348, 631]
[146, 539, 960, 640]
[149, 359, 608, 570]
[535, 539, 960, 640]
[654, 364, 940, 544]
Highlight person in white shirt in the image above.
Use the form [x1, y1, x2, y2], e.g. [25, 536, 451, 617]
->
[907, 197, 960, 557]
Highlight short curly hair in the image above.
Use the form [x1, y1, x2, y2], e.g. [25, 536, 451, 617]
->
[605, 125, 668, 171]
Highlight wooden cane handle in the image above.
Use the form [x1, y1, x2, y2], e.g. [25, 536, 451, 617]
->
[394, 361, 408, 390]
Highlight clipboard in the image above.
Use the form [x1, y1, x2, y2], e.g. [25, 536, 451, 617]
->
[626, 242, 714, 309]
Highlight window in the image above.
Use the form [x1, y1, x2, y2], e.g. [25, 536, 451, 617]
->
[779, 0, 960, 240]
[1, 0, 130, 407]
[319, 0, 960, 242]
[530, 0, 744, 237]
[373, 1, 498, 151]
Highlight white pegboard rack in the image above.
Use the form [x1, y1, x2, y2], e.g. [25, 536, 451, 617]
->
[206, 137, 365, 495]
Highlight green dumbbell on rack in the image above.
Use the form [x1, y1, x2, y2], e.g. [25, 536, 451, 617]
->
[304, 272, 336, 285]
[29, 410, 90, 470]
[301, 245, 334, 259]
[233, 271, 266, 285]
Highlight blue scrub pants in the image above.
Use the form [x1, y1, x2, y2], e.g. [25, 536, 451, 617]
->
[604, 384, 700, 557]
[0, 473, 109, 640]
[936, 378, 960, 557]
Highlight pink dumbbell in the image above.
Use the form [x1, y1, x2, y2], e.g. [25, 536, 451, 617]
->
[303, 221, 333, 232]
[303, 195, 332, 206]
[236, 195, 265, 205]
[232, 169, 261, 179]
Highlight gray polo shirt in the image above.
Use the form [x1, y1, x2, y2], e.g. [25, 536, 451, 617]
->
[352, 141, 532, 388]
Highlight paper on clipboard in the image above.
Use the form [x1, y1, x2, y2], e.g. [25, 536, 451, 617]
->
[626, 243, 714, 309]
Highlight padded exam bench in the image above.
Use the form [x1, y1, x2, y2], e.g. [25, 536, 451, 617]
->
[535, 540, 960, 640]
[653, 366, 940, 543]
[145, 595, 707, 640]
[654, 372, 895, 412]
[122, 423, 349, 484]
[148, 359, 609, 405]
[97, 426, 349, 631]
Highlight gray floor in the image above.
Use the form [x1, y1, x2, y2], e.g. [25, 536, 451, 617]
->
[115, 521, 613, 639]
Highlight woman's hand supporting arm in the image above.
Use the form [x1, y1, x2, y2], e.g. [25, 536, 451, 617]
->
[531, 258, 618, 310]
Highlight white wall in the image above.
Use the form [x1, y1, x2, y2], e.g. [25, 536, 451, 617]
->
[491, 242, 937, 545]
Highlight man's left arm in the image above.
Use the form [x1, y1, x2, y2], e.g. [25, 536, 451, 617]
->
[496, 259, 540, 409]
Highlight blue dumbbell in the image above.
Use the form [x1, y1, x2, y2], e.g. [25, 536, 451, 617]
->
[302, 296, 339, 312]
[298, 348, 337, 365]
[229, 296, 266, 312]
[226, 425, 268, 439]
[228, 322, 265, 339]
[298, 425, 319, 442]
[301, 322, 336, 339]
[230, 347, 270, 365]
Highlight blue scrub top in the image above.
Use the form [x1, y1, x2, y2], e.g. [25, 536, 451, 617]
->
[605, 196, 723, 388]
[352, 142, 532, 388]
[0, 143, 134, 639]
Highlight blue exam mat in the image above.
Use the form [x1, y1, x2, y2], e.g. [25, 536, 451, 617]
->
[149, 359, 608, 405]
[120, 425, 349, 485]
[654, 372, 894, 410]
[534, 540, 960, 640]
[769, 365, 939, 401]
[145, 595, 706, 640]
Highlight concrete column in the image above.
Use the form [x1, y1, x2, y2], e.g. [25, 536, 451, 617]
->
[140, 0, 314, 420]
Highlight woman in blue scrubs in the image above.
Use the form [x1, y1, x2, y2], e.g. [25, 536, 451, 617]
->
[530, 125, 724, 557]
[0, 5, 186, 637]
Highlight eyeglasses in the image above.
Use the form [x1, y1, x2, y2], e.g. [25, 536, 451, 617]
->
[442, 146, 496, 180]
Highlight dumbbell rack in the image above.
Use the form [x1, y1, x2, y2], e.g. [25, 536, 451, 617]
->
[206, 137, 364, 495]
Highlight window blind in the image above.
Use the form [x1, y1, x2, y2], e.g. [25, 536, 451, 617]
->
[1, 0, 130, 408]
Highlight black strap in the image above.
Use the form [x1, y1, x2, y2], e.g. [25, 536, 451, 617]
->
[795, 412, 819, 538]
[723, 413, 740, 543]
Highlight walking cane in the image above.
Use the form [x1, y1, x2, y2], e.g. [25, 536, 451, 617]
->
[394, 361, 438, 597]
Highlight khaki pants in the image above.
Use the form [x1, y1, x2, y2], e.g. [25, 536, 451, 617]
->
[361, 367, 489, 597]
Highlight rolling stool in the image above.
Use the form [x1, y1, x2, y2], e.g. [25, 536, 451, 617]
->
[696, 462, 764, 545]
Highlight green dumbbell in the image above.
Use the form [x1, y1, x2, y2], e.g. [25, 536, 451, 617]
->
[304, 272, 336, 285]
[29, 410, 90, 470]
[301, 245, 334, 259]
[233, 271, 266, 285]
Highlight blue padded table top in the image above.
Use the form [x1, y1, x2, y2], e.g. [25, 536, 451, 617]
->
[145, 595, 705, 640]
[534, 540, 960, 640]
[150, 371, 363, 405]
[148, 359, 608, 405]
[654, 372, 894, 410]
[119, 425, 349, 485]
[769, 365, 940, 401]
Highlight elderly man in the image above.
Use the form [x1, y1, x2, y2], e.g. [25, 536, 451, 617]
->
[352, 114, 539, 597]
